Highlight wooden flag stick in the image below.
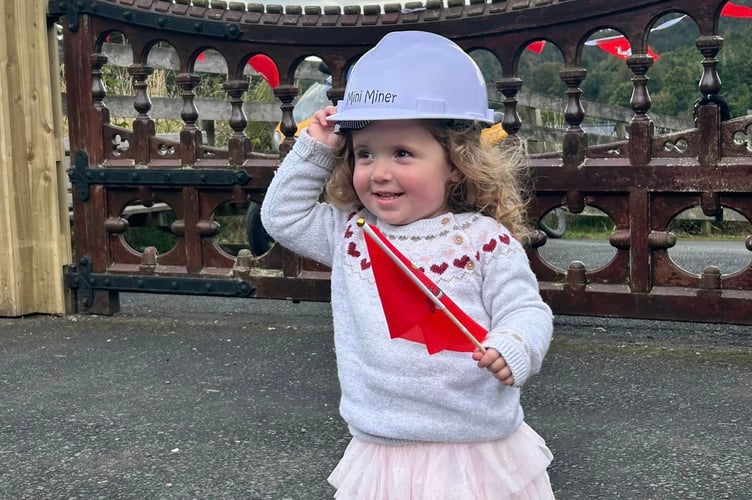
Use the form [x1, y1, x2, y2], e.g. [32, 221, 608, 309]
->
[358, 219, 486, 353]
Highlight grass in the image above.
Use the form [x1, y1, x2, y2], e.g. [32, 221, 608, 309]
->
[558, 214, 613, 239]
[124, 226, 177, 254]
[554, 214, 751, 241]
[667, 219, 752, 241]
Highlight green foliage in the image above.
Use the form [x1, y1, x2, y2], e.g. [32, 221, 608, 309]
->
[469, 16, 752, 120]
[101, 65, 134, 95]
[560, 214, 614, 240]
[582, 58, 634, 107]
[645, 46, 699, 118]
[668, 218, 752, 240]
[715, 26, 752, 117]
[70, 17, 752, 141]
[245, 121, 275, 152]
[526, 61, 567, 96]
[124, 226, 177, 254]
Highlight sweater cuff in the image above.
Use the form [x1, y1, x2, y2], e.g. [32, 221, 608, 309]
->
[290, 129, 338, 171]
[488, 331, 530, 387]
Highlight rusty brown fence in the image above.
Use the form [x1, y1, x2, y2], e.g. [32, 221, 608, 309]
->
[48, 0, 751, 324]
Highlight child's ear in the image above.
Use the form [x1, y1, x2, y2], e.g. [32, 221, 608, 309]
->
[449, 167, 462, 182]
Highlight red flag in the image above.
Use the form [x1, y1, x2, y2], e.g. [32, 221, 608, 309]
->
[359, 220, 487, 354]
[585, 16, 689, 61]
[527, 40, 546, 54]
[248, 54, 280, 88]
[722, 2, 752, 18]
[590, 36, 660, 60]
[196, 52, 280, 88]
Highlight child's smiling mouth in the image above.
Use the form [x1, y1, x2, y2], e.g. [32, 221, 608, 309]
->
[374, 192, 403, 200]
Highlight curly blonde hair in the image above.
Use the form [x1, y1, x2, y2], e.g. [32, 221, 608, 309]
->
[324, 120, 531, 236]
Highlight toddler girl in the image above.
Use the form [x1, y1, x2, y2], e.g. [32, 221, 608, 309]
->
[261, 30, 555, 500]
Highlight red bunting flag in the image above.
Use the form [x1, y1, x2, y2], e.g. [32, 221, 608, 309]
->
[358, 219, 487, 355]
[527, 40, 547, 54]
[248, 54, 280, 88]
[722, 2, 752, 18]
[196, 52, 280, 88]
[589, 36, 661, 60]
[584, 16, 688, 61]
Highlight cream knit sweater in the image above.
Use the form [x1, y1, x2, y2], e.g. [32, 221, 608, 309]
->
[261, 131, 553, 444]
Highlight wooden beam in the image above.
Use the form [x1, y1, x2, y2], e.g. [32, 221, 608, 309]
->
[0, 0, 71, 316]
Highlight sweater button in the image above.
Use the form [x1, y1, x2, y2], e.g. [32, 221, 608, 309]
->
[466, 261, 475, 270]
[454, 235, 463, 245]
[441, 216, 451, 225]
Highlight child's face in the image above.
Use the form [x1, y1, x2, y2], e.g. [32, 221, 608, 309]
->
[351, 120, 459, 226]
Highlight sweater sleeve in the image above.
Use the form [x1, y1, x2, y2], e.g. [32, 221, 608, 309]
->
[260, 130, 344, 267]
[480, 236, 553, 387]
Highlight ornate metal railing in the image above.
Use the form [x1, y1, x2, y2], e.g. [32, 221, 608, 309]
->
[48, 0, 751, 324]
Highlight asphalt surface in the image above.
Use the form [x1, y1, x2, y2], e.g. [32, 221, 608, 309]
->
[538, 239, 751, 276]
[1, 294, 750, 499]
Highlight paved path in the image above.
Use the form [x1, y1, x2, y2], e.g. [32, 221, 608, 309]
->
[1, 294, 750, 499]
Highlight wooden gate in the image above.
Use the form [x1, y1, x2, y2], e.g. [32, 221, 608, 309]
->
[49, 0, 751, 324]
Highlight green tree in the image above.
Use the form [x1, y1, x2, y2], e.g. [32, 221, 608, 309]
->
[648, 46, 699, 118]
[524, 61, 566, 96]
[716, 26, 752, 117]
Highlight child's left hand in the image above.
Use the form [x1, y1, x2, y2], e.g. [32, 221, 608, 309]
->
[473, 348, 515, 386]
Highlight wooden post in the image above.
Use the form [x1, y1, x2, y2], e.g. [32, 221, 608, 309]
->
[0, 0, 71, 316]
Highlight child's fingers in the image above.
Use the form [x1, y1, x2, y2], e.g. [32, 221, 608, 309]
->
[310, 110, 330, 128]
[494, 365, 515, 386]
[474, 347, 500, 367]
[474, 348, 515, 385]
[312, 106, 337, 125]
[307, 107, 339, 145]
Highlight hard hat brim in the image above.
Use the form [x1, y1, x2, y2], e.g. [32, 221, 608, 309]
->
[327, 107, 495, 125]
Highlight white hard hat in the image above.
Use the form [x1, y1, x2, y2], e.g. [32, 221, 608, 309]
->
[327, 31, 494, 129]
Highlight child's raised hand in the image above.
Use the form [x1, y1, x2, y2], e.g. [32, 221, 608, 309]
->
[473, 348, 515, 386]
[307, 105, 340, 148]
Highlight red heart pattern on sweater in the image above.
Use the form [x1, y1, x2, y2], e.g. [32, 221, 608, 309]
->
[344, 221, 513, 279]
[453, 255, 470, 268]
[348, 242, 360, 258]
[430, 262, 449, 274]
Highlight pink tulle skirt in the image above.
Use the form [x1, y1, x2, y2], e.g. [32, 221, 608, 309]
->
[328, 422, 554, 500]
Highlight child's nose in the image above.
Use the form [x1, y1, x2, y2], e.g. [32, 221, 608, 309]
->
[371, 159, 392, 182]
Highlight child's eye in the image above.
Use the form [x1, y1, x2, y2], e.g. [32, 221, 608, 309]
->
[395, 149, 412, 158]
[355, 150, 373, 160]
